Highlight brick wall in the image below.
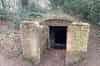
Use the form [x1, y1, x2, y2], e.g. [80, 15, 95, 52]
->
[66, 23, 89, 66]
[21, 22, 48, 64]
[0, 31, 22, 58]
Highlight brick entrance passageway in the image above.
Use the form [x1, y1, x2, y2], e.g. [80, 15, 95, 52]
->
[38, 49, 65, 66]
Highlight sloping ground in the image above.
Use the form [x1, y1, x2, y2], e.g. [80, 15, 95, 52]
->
[87, 26, 100, 66]
[0, 46, 65, 66]
[38, 48, 65, 66]
[0, 54, 33, 66]
[0, 32, 33, 66]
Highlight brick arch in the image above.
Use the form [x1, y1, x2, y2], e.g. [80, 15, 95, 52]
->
[40, 18, 72, 26]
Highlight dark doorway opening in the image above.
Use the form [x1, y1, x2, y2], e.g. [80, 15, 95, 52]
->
[49, 26, 67, 49]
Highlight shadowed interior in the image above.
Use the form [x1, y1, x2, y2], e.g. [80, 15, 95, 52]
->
[49, 26, 67, 49]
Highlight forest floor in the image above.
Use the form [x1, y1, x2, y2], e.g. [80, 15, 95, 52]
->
[37, 48, 65, 66]
[0, 54, 33, 66]
[0, 48, 65, 66]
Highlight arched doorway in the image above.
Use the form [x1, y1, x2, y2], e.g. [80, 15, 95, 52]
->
[40, 18, 71, 49]
[40, 19, 71, 66]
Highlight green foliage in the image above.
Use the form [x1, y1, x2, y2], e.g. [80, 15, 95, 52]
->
[0, 0, 100, 25]
[49, 0, 64, 9]
[0, 0, 47, 29]
[49, 0, 100, 25]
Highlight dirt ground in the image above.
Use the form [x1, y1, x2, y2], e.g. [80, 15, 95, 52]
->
[0, 54, 33, 66]
[38, 49, 65, 66]
[0, 48, 65, 66]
